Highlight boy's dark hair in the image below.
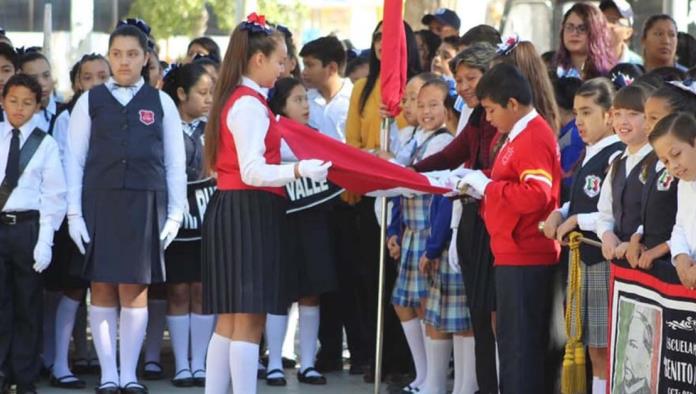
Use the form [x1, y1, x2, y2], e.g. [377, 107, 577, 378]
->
[554, 77, 583, 111]
[613, 83, 654, 112]
[299, 35, 347, 73]
[575, 77, 615, 111]
[475, 63, 532, 107]
[268, 77, 303, 117]
[3, 73, 42, 103]
[649, 111, 696, 147]
[0, 43, 17, 69]
[460, 24, 501, 47]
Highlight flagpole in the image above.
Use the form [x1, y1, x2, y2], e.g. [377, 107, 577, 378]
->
[374, 117, 390, 394]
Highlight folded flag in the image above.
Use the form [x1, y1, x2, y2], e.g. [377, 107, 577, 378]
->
[278, 116, 450, 195]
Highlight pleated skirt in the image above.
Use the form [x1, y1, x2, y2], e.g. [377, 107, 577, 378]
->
[457, 201, 496, 312]
[201, 189, 295, 315]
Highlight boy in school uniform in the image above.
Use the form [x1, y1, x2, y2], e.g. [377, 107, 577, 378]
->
[17, 51, 61, 135]
[453, 63, 562, 394]
[0, 74, 66, 394]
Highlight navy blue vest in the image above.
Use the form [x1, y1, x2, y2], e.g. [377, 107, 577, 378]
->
[641, 152, 678, 250]
[569, 141, 624, 264]
[184, 121, 205, 182]
[84, 84, 166, 191]
[611, 152, 651, 241]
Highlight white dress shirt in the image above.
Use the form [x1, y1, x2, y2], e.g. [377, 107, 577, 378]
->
[307, 79, 353, 142]
[51, 109, 70, 165]
[65, 77, 187, 223]
[556, 135, 622, 232]
[31, 94, 58, 133]
[671, 180, 696, 264]
[1, 120, 66, 244]
[226, 76, 296, 187]
[595, 143, 653, 239]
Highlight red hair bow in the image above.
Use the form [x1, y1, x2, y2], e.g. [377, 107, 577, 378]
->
[247, 12, 267, 27]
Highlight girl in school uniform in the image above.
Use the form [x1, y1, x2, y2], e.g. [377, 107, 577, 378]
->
[387, 76, 454, 393]
[45, 53, 110, 389]
[161, 62, 215, 388]
[649, 112, 696, 288]
[200, 15, 330, 394]
[65, 24, 187, 394]
[625, 82, 696, 271]
[543, 78, 624, 394]
[263, 76, 339, 386]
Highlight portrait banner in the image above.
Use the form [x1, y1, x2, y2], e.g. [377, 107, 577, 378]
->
[610, 260, 696, 394]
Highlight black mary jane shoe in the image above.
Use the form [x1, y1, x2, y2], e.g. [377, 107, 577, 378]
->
[94, 381, 120, 394]
[265, 369, 287, 386]
[297, 367, 327, 385]
[50, 374, 87, 389]
[171, 369, 194, 388]
[192, 369, 206, 387]
[141, 361, 164, 381]
[281, 357, 296, 369]
[121, 381, 149, 394]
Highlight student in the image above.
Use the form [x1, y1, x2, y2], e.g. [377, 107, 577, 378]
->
[387, 77, 454, 393]
[193, 55, 220, 85]
[412, 44, 499, 394]
[596, 84, 654, 266]
[649, 113, 696, 288]
[200, 15, 330, 394]
[543, 78, 624, 394]
[431, 36, 459, 78]
[0, 74, 66, 394]
[161, 62, 215, 388]
[299, 35, 352, 142]
[421, 8, 461, 38]
[185, 37, 221, 64]
[147, 48, 164, 89]
[626, 83, 696, 270]
[65, 24, 187, 394]
[415, 30, 441, 74]
[0, 43, 16, 122]
[553, 77, 585, 200]
[44, 53, 110, 390]
[17, 49, 61, 135]
[453, 63, 561, 393]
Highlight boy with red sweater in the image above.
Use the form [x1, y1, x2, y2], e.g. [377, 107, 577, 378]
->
[455, 63, 561, 394]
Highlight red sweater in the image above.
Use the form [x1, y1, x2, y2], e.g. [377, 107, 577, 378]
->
[482, 114, 561, 266]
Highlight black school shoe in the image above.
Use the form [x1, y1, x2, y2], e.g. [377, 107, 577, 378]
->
[121, 381, 149, 394]
[265, 369, 287, 386]
[50, 374, 87, 389]
[94, 381, 120, 394]
[297, 367, 327, 385]
[315, 358, 343, 373]
[171, 369, 194, 388]
[192, 369, 206, 387]
[141, 361, 164, 381]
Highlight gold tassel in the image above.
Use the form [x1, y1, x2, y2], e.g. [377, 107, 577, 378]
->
[561, 232, 585, 394]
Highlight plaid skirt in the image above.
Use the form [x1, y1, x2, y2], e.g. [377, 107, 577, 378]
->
[391, 195, 430, 308]
[425, 249, 472, 333]
[568, 260, 609, 347]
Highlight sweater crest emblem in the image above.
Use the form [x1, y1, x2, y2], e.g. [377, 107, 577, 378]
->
[657, 170, 674, 191]
[139, 109, 155, 126]
[583, 175, 601, 198]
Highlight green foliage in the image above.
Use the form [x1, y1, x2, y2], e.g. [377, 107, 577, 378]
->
[128, 0, 207, 39]
[208, 0, 309, 35]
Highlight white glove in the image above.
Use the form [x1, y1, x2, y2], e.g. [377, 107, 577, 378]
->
[460, 170, 492, 196]
[68, 214, 90, 255]
[450, 167, 474, 178]
[159, 218, 181, 250]
[298, 159, 332, 182]
[448, 229, 461, 273]
[33, 240, 52, 273]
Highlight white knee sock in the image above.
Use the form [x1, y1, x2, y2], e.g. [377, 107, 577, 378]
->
[42, 291, 60, 368]
[89, 305, 119, 385]
[421, 336, 453, 394]
[144, 299, 166, 367]
[265, 314, 288, 375]
[453, 335, 478, 394]
[299, 305, 320, 376]
[282, 303, 299, 360]
[72, 302, 90, 360]
[119, 307, 148, 386]
[204, 333, 230, 394]
[190, 313, 215, 373]
[53, 296, 80, 379]
[229, 341, 259, 394]
[401, 319, 427, 388]
[592, 377, 607, 394]
[166, 314, 191, 374]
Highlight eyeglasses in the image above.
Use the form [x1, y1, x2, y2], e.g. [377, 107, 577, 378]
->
[563, 23, 588, 35]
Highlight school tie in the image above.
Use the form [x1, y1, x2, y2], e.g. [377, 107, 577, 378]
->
[4, 128, 20, 188]
[490, 133, 509, 160]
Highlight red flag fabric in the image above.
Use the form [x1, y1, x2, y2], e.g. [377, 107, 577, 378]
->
[380, 0, 407, 117]
[278, 116, 449, 195]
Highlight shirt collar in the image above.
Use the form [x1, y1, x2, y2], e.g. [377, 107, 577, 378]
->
[106, 77, 145, 91]
[620, 142, 653, 160]
[2, 119, 35, 141]
[241, 76, 269, 98]
[507, 109, 539, 143]
[44, 95, 57, 116]
[308, 79, 354, 106]
[587, 134, 620, 156]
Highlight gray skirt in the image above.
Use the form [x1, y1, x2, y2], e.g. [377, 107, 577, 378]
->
[74, 189, 167, 284]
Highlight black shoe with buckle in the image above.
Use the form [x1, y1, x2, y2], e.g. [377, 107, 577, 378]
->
[192, 369, 206, 387]
[121, 381, 148, 394]
[265, 369, 286, 386]
[94, 381, 120, 394]
[141, 361, 163, 381]
[171, 369, 194, 388]
[297, 367, 327, 385]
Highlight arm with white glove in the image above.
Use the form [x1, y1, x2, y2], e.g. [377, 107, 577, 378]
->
[160, 218, 181, 250]
[295, 159, 332, 182]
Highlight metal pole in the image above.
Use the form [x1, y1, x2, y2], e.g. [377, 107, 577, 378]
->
[538, 222, 603, 248]
[42, 4, 52, 60]
[373, 117, 390, 394]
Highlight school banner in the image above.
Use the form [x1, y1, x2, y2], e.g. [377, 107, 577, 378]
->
[285, 177, 343, 214]
[176, 177, 216, 241]
[609, 260, 696, 394]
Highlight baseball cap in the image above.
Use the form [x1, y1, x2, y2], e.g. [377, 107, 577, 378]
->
[599, 0, 634, 27]
[421, 8, 461, 31]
